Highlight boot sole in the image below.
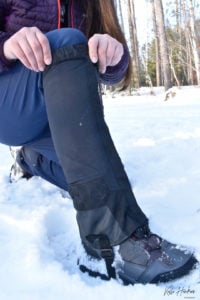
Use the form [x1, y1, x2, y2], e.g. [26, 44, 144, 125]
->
[150, 255, 198, 284]
[79, 250, 198, 285]
[119, 255, 198, 285]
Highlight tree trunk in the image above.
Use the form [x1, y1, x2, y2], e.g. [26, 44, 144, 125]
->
[154, 0, 172, 90]
[188, 0, 200, 85]
[182, 0, 195, 85]
[126, 0, 140, 88]
[150, 0, 162, 86]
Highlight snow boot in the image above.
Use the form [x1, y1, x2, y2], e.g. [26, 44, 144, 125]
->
[80, 223, 198, 284]
[117, 224, 198, 284]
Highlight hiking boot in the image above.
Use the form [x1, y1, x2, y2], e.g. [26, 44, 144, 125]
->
[117, 226, 197, 284]
[80, 224, 198, 284]
[9, 147, 33, 183]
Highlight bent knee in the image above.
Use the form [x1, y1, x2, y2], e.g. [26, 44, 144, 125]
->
[46, 28, 87, 51]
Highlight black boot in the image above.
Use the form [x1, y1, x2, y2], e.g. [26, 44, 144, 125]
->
[43, 43, 198, 284]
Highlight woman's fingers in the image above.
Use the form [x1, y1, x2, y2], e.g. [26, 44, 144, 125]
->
[4, 29, 124, 73]
[3, 27, 52, 71]
[88, 34, 124, 73]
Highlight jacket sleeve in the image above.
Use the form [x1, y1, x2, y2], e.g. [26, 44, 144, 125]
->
[99, 45, 129, 86]
[0, 1, 14, 73]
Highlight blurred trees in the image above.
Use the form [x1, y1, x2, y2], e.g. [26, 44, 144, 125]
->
[114, 0, 200, 90]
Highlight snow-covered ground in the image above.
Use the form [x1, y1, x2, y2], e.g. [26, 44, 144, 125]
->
[0, 86, 199, 300]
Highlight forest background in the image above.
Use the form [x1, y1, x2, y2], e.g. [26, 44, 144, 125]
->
[114, 0, 200, 91]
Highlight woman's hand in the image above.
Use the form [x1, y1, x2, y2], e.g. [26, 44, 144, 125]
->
[88, 34, 124, 74]
[3, 27, 52, 71]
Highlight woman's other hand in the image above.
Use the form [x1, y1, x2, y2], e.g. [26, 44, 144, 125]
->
[3, 27, 52, 71]
[88, 33, 124, 74]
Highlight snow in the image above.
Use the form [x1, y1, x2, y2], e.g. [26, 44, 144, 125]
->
[0, 86, 199, 300]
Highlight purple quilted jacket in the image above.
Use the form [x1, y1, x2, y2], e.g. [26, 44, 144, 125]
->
[0, 0, 129, 85]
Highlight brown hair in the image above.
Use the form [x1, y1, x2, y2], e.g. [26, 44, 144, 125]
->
[82, 0, 132, 90]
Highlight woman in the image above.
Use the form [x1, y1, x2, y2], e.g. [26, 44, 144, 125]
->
[0, 0, 197, 284]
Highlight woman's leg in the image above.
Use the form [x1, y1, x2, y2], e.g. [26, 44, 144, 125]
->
[42, 29, 197, 283]
[40, 28, 197, 284]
